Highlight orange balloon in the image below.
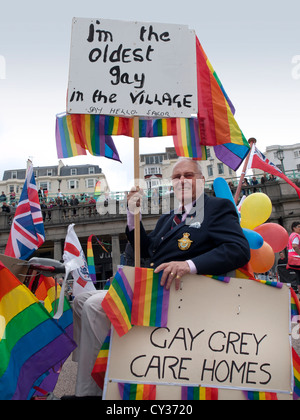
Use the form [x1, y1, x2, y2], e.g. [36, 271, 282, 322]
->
[254, 223, 289, 253]
[249, 242, 275, 273]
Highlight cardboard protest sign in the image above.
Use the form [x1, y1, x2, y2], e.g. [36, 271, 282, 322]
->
[67, 18, 197, 118]
[0, 254, 29, 283]
[103, 267, 293, 400]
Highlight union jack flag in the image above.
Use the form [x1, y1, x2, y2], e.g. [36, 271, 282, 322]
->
[5, 163, 45, 260]
[247, 146, 300, 199]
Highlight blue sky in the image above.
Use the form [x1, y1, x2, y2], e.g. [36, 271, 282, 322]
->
[1, 0, 300, 191]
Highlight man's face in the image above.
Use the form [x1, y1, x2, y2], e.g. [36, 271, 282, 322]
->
[171, 160, 204, 205]
[294, 224, 300, 234]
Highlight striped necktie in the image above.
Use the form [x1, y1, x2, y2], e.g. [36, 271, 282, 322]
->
[172, 207, 185, 229]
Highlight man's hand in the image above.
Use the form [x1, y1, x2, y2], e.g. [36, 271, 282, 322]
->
[127, 186, 143, 215]
[154, 261, 191, 291]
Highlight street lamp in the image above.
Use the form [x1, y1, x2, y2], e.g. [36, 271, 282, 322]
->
[276, 148, 285, 174]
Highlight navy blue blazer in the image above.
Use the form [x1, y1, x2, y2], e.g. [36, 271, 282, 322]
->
[126, 194, 250, 276]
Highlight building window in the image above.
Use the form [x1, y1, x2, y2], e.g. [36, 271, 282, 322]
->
[145, 156, 154, 165]
[11, 171, 17, 179]
[151, 179, 160, 188]
[39, 182, 51, 191]
[86, 178, 97, 189]
[207, 165, 213, 177]
[47, 169, 53, 176]
[217, 163, 224, 175]
[68, 180, 79, 189]
[70, 169, 77, 176]
[206, 148, 211, 159]
[88, 167, 95, 174]
[145, 167, 161, 176]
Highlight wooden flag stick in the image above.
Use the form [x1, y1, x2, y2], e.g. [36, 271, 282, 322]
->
[234, 137, 256, 205]
[133, 116, 141, 268]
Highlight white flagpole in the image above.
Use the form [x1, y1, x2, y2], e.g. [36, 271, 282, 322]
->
[234, 138, 256, 204]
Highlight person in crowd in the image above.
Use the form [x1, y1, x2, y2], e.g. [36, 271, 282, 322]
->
[1, 202, 10, 213]
[0, 191, 7, 202]
[251, 176, 259, 192]
[38, 189, 44, 201]
[287, 221, 300, 294]
[260, 173, 268, 184]
[242, 177, 250, 196]
[70, 194, 79, 216]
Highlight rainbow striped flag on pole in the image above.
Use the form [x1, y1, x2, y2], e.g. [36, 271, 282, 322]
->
[291, 290, 300, 319]
[293, 348, 300, 400]
[101, 268, 133, 337]
[196, 37, 247, 148]
[87, 235, 110, 285]
[55, 113, 121, 161]
[118, 383, 156, 400]
[173, 118, 207, 160]
[91, 330, 111, 390]
[131, 267, 170, 328]
[196, 37, 250, 170]
[181, 386, 218, 401]
[0, 263, 76, 400]
[243, 391, 278, 401]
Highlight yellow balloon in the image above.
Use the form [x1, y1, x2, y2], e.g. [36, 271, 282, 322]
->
[240, 193, 272, 230]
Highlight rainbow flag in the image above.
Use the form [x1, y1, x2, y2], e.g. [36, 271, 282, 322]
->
[131, 268, 170, 328]
[94, 180, 102, 198]
[28, 275, 74, 397]
[97, 114, 177, 138]
[243, 391, 278, 400]
[293, 348, 300, 400]
[33, 275, 73, 333]
[101, 268, 133, 337]
[252, 278, 283, 289]
[91, 330, 111, 390]
[0, 262, 76, 400]
[87, 235, 110, 285]
[173, 118, 207, 160]
[206, 275, 231, 284]
[196, 37, 247, 148]
[196, 37, 250, 169]
[291, 288, 300, 320]
[55, 113, 121, 161]
[214, 142, 250, 171]
[181, 386, 218, 400]
[87, 235, 97, 284]
[118, 383, 156, 400]
[56, 111, 248, 170]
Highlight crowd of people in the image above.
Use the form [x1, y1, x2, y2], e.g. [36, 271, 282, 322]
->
[0, 189, 98, 219]
[227, 173, 277, 197]
[0, 172, 279, 216]
[39, 191, 98, 221]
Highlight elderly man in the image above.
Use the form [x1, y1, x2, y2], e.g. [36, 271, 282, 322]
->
[67, 158, 250, 399]
[126, 158, 250, 290]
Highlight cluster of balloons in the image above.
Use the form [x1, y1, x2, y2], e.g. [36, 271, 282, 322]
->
[214, 178, 289, 274]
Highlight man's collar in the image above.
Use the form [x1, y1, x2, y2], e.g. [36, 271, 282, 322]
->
[174, 201, 194, 215]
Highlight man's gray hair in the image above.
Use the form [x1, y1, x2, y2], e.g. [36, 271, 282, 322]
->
[172, 157, 203, 176]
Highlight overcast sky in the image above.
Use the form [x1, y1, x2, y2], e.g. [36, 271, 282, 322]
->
[1, 0, 300, 191]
